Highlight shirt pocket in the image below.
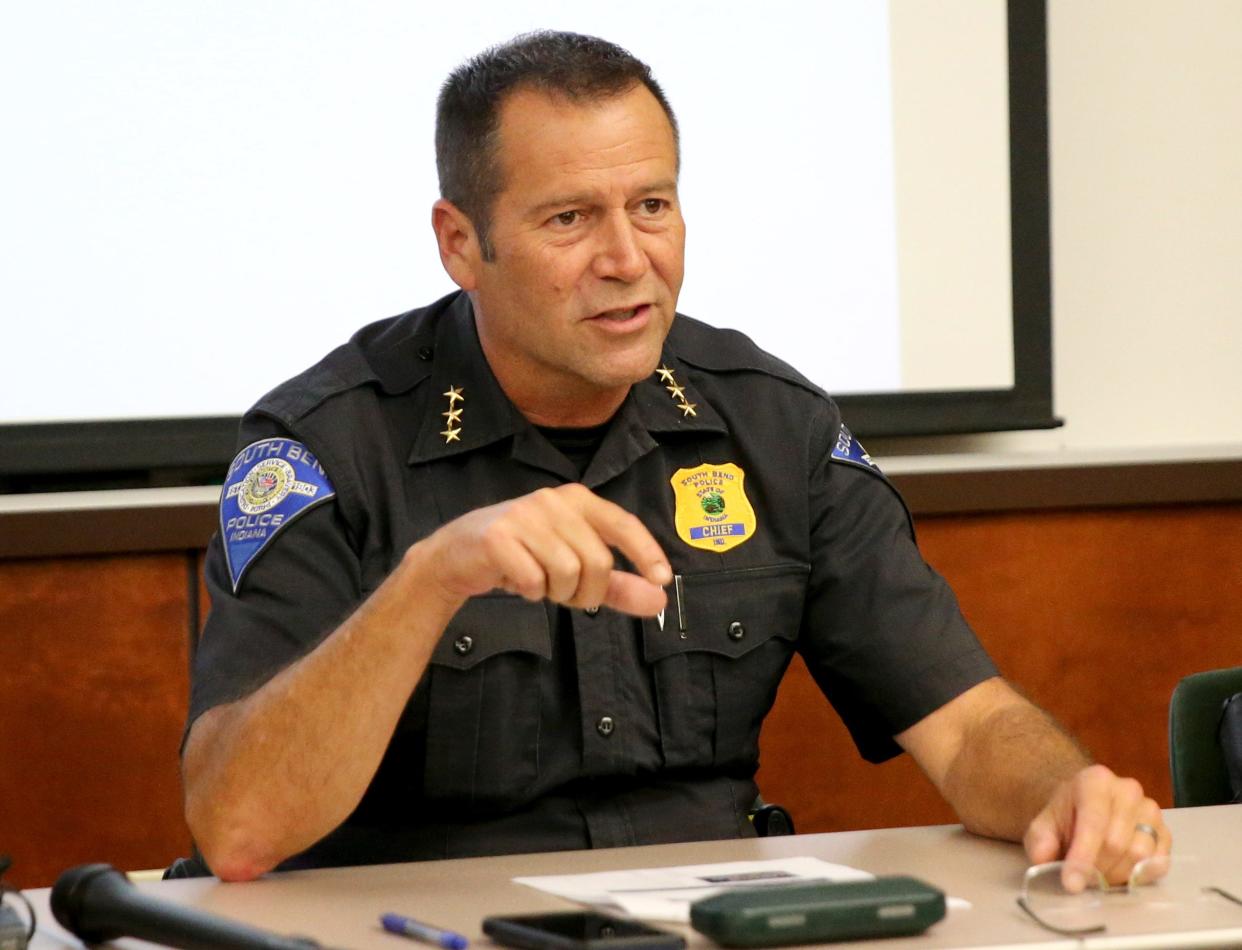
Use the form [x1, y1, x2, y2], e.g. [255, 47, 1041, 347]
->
[423, 593, 552, 804]
[643, 562, 809, 771]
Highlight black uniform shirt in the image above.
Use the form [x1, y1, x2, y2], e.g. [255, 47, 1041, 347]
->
[189, 292, 998, 869]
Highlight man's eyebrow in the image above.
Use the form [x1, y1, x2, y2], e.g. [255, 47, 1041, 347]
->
[529, 193, 597, 217]
[635, 179, 678, 197]
[528, 180, 679, 218]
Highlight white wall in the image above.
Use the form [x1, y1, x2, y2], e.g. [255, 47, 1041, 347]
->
[877, 0, 1242, 458]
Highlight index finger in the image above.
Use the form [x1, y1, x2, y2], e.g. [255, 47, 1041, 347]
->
[1060, 795, 1110, 892]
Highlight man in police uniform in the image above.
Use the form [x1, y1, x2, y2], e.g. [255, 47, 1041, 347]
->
[183, 31, 1170, 887]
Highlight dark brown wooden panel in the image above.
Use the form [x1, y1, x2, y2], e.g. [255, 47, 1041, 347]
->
[756, 653, 957, 834]
[0, 554, 193, 888]
[758, 503, 1242, 835]
[195, 550, 210, 657]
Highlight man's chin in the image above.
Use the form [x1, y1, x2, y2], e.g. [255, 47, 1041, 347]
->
[598, 348, 668, 389]
[570, 315, 673, 391]
[613, 315, 673, 378]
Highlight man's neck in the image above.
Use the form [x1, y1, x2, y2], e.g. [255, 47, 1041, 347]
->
[472, 321, 633, 426]
[465, 293, 644, 426]
[507, 383, 630, 428]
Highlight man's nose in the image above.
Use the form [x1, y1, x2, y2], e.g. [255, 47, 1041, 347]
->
[592, 211, 647, 282]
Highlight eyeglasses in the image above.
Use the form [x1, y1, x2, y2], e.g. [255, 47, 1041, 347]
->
[1017, 856, 1242, 936]
[0, 855, 37, 947]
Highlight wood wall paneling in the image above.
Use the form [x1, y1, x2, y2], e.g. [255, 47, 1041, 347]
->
[0, 554, 193, 888]
[756, 503, 1242, 834]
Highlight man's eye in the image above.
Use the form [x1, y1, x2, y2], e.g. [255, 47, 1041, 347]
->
[554, 210, 579, 226]
[642, 198, 666, 214]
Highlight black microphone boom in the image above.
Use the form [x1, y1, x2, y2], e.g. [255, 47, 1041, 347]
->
[51, 863, 322, 950]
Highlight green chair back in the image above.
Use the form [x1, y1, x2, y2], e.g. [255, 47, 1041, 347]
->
[1168, 666, 1242, 807]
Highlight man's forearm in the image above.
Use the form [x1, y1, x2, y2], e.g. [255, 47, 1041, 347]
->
[182, 540, 463, 881]
[941, 700, 1091, 842]
[901, 678, 1166, 884]
[185, 483, 672, 881]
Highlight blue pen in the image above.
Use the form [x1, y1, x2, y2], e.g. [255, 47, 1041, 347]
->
[381, 913, 469, 950]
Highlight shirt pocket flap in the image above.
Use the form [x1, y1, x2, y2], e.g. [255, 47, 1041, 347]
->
[643, 562, 810, 662]
[430, 594, 552, 671]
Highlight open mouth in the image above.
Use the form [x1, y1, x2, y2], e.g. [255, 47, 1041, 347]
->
[591, 304, 650, 324]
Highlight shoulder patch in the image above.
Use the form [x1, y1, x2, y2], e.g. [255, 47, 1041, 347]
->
[219, 438, 336, 592]
[830, 424, 882, 474]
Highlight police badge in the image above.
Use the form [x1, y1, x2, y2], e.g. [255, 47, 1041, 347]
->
[670, 462, 757, 553]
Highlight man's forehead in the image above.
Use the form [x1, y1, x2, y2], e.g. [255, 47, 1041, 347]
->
[495, 84, 677, 161]
[492, 85, 678, 198]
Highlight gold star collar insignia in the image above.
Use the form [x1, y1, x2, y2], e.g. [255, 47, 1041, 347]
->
[441, 385, 464, 443]
[653, 365, 697, 419]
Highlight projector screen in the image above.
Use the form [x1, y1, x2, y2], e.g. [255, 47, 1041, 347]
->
[0, 0, 1054, 486]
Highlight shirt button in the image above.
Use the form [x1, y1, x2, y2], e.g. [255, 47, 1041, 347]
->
[596, 716, 615, 737]
[584, 605, 600, 616]
[453, 635, 473, 655]
[728, 621, 746, 641]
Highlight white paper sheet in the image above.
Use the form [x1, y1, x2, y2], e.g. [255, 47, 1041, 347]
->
[513, 857, 875, 922]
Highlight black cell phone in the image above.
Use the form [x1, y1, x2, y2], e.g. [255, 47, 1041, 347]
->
[482, 911, 685, 950]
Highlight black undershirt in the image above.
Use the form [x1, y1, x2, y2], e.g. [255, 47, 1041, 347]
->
[535, 421, 611, 478]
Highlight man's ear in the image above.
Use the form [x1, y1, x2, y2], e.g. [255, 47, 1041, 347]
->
[431, 199, 484, 291]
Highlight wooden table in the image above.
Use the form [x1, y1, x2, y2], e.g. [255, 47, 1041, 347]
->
[23, 805, 1242, 950]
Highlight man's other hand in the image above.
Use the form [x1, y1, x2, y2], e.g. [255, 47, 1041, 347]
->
[421, 483, 672, 616]
[1024, 764, 1171, 891]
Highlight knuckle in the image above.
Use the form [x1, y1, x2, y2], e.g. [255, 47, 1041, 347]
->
[1075, 764, 1114, 798]
[530, 486, 561, 509]
[514, 570, 546, 600]
[554, 483, 590, 508]
[1082, 763, 1114, 784]
[551, 551, 583, 584]
[480, 526, 512, 559]
[585, 547, 615, 576]
[502, 496, 535, 524]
